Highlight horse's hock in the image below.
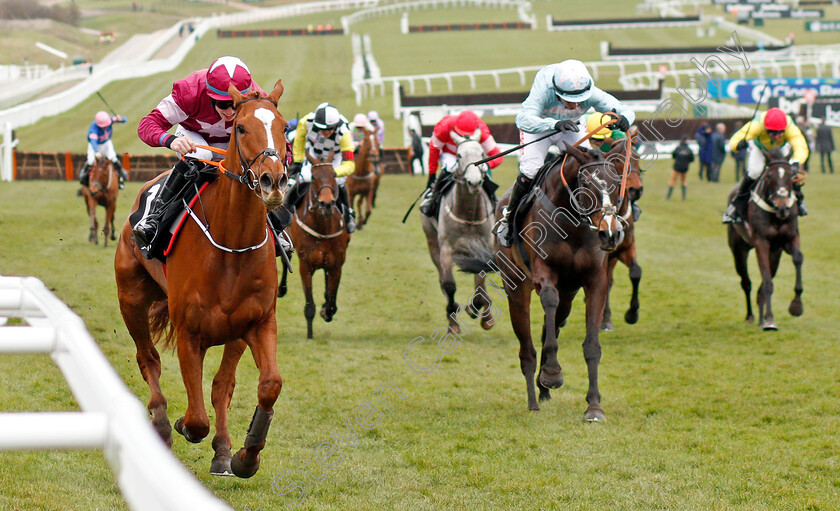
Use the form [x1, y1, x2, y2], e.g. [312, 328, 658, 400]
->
[12, 149, 413, 181]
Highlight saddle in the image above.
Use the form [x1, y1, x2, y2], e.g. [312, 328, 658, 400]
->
[128, 170, 217, 262]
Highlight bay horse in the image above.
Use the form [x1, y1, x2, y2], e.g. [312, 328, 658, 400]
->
[346, 127, 381, 229]
[727, 148, 804, 330]
[457, 143, 629, 421]
[282, 154, 351, 339]
[421, 133, 497, 333]
[602, 136, 643, 331]
[81, 153, 119, 246]
[114, 80, 289, 478]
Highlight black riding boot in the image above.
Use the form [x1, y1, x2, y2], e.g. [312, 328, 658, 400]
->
[113, 160, 128, 189]
[722, 175, 756, 224]
[482, 178, 499, 210]
[79, 163, 92, 187]
[338, 184, 356, 234]
[496, 174, 532, 248]
[793, 183, 807, 216]
[267, 207, 294, 257]
[132, 160, 193, 248]
[419, 174, 444, 217]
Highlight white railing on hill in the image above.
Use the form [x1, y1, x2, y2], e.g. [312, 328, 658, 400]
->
[0, 276, 231, 511]
[341, 0, 533, 32]
[546, 14, 700, 31]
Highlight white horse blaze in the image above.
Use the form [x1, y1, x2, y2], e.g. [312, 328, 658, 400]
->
[254, 108, 280, 162]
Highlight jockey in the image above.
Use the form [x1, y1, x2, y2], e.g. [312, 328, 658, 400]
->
[350, 113, 371, 152]
[586, 111, 641, 221]
[495, 59, 635, 248]
[131, 56, 292, 254]
[80, 111, 128, 189]
[723, 107, 810, 224]
[274, 102, 357, 234]
[286, 118, 299, 145]
[367, 110, 385, 146]
[419, 110, 503, 218]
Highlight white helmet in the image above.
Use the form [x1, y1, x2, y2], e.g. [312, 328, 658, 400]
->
[312, 102, 343, 130]
[552, 59, 593, 103]
[353, 113, 368, 127]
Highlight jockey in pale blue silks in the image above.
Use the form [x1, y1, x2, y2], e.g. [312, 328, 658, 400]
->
[495, 59, 636, 247]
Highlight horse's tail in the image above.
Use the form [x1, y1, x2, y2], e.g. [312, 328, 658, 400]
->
[148, 300, 175, 351]
[454, 241, 498, 275]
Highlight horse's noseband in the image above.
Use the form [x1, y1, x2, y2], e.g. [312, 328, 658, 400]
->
[224, 97, 288, 194]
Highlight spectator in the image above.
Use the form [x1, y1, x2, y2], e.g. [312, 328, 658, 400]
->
[815, 118, 835, 174]
[695, 123, 713, 181]
[667, 136, 694, 200]
[409, 128, 424, 175]
[710, 123, 727, 182]
[796, 116, 813, 172]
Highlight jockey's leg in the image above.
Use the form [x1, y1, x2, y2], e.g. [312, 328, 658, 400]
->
[723, 144, 762, 224]
[132, 159, 196, 249]
[112, 159, 128, 188]
[79, 163, 92, 187]
[337, 182, 356, 234]
[793, 181, 807, 216]
[419, 174, 446, 217]
[496, 174, 532, 248]
[481, 177, 499, 210]
[266, 208, 294, 257]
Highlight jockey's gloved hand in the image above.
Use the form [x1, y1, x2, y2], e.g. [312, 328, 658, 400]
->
[426, 174, 436, 188]
[477, 163, 489, 173]
[736, 140, 748, 152]
[289, 162, 302, 177]
[615, 115, 630, 132]
[791, 161, 802, 174]
[554, 120, 579, 133]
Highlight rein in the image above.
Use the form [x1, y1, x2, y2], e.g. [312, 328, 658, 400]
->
[751, 160, 797, 214]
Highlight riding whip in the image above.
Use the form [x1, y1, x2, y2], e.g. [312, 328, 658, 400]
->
[741, 83, 770, 144]
[401, 187, 426, 223]
[96, 91, 119, 117]
[473, 128, 562, 167]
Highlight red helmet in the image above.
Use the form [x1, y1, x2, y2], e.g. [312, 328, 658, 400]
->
[205, 56, 252, 100]
[95, 111, 111, 128]
[453, 110, 480, 136]
[764, 108, 788, 131]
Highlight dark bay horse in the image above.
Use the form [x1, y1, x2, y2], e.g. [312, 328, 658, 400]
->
[421, 133, 497, 333]
[114, 81, 289, 478]
[346, 127, 381, 229]
[602, 136, 643, 331]
[727, 148, 804, 330]
[82, 153, 119, 246]
[282, 155, 351, 339]
[458, 144, 629, 421]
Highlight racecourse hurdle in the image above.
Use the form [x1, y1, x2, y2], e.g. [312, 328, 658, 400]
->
[0, 276, 231, 511]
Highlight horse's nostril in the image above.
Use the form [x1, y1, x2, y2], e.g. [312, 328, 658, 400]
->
[259, 174, 274, 190]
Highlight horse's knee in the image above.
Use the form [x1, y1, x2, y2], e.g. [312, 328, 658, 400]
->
[629, 263, 642, 281]
[539, 287, 559, 310]
[258, 375, 283, 404]
[442, 281, 456, 299]
[304, 302, 316, 319]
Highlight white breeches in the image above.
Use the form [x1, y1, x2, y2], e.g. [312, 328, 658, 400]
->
[518, 117, 589, 179]
[87, 141, 117, 165]
[176, 126, 228, 162]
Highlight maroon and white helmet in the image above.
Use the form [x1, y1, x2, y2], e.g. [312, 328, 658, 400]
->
[205, 56, 252, 100]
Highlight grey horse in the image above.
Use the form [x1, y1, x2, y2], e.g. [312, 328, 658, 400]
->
[421, 133, 498, 333]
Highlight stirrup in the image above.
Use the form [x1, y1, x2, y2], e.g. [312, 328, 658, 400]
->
[277, 230, 294, 255]
[495, 207, 513, 247]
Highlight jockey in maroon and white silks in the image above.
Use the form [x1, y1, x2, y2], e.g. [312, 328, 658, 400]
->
[137, 57, 265, 162]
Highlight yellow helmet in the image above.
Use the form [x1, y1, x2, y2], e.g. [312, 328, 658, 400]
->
[586, 112, 613, 139]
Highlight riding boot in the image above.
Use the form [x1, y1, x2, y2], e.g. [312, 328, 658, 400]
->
[793, 183, 807, 216]
[338, 184, 356, 234]
[79, 163, 92, 187]
[132, 160, 194, 248]
[267, 208, 294, 258]
[113, 159, 128, 189]
[496, 174, 532, 248]
[482, 178, 499, 210]
[631, 201, 642, 222]
[722, 175, 755, 224]
[419, 174, 442, 217]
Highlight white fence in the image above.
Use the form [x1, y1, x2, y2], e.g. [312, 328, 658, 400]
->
[546, 14, 700, 31]
[0, 276, 231, 511]
[341, 0, 533, 33]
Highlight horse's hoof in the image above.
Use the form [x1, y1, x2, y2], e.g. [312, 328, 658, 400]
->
[230, 448, 260, 479]
[174, 417, 202, 444]
[746, 315, 755, 324]
[789, 301, 803, 317]
[480, 316, 495, 330]
[624, 309, 639, 324]
[601, 321, 613, 332]
[761, 321, 778, 331]
[528, 405, 540, 412]
[277, 285, 287, 298]
[465, 305, 478, 319]
[449, 323, 460, 335]
[210, 456, 234, 477]
[538, 369, 564, 389]
[584, 407, 606, 423]
[538, 389, 551, 402]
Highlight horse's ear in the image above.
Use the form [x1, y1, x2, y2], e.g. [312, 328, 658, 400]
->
[564, 142, 590, 164]
[451, 131, 465, 145]
[269, 79, 284, 102]
[229, 84, 244, 105]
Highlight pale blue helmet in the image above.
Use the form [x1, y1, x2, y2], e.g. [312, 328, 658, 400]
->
[552, 59, 593, 103]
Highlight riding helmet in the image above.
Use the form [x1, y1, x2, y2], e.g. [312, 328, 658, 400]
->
[553, 59, 593, 103]
[313, 103, 343, 130]
[764, 108, 788, 131]
[206, 56, 252, 100]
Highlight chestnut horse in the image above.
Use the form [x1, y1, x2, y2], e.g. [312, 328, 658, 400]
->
[421, 134, 497, 333]
[602, 137, 643, 331]
[282, 156, 351, 339]
[457, 144, 629, 421]
[114, 81, 289, 478]
[727, 148, 804, 330]
[346, 127, 381, 229]
[81, 154, 119, 246]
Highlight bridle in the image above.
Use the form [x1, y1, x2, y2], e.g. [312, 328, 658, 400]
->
[88, 159, 114, 197]
[451, 138, 487, 186]
[350, 133, 380, 181]
[557, 157, 627, 232]
[294, 161, 345, 239]
[752, 159, 797, 215]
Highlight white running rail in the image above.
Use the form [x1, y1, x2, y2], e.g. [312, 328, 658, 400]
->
[0, 276, 231, 511]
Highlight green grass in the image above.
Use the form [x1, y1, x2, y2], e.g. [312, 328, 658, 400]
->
[2, 155, 840, 510]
